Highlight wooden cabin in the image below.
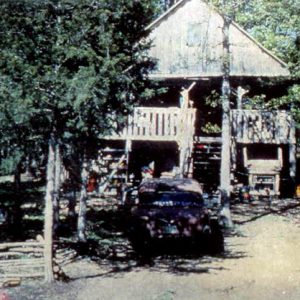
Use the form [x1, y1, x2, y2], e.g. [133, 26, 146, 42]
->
[98, 0, 295, 198]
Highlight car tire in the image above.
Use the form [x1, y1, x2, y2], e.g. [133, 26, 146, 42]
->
[209, 222, 224, 254]
[131, 237, 149, 254]
[129, 227, 152, 256]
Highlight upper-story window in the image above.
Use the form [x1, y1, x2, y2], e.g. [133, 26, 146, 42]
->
[187, 23, 203, 47]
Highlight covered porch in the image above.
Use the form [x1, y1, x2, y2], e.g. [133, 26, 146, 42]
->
[106, 105, 197, 177]
[231, 109, 296, 197]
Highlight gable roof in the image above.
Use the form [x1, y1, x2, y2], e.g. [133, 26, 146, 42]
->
[146, 0, 290, 79]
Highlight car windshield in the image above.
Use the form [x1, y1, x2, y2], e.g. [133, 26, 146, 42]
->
[139, 191, 203, 207]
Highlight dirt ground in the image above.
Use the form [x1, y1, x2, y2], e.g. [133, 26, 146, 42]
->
[4, 199, 300, 300]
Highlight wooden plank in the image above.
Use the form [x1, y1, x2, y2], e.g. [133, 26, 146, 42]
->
[127, 115, 133, 137]
[164, 111, 169, 136]
[0, 264, 44, 269]
[8, 247, 43, 253]
[289, 143, 296, 179]
[244, 111, 249, 143]
[145, 111, 150, 136]
[170, 111, 176, 136]
[0, 259, 44, 265]
[196, 136, 222, 143]
[163, 113, 167, 136]
[0, 252, 42, 258]
[236, 110, 241, 140]
[132, 109, 138, 137]
[0, 242, 43, 249]
[0, 273, 44, 278]
[189, 109, 196, 139]
[157, 111, 163, 136]
[148, 111, 154, 136]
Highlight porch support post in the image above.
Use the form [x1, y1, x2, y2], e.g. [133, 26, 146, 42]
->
[178, 142, 185, 178]
[289, 117, 296, 185]
[178, 83, 196, 178]
[125, 139, 132, 183]
[231, 137, 237, 172]
[220, 15, 232, 196]
[220, 83, 231, 194]
[236, 86, 249, 110]
[289, 143, 296, 180]
[178, 141, 190, 178]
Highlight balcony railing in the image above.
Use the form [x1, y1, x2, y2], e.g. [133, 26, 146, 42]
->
[108, 107, 196, 142]
[231, 109, 295, 144]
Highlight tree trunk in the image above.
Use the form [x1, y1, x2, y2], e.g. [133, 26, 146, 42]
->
[67, 158, 79, 227]
[14, 162, 22, 192]
[53, 143, 62, 236]
[11, 161, 23, 238]
[44, 135, 56, 283]
[220, 16, 232, 195]
[68, 183, 77, 218]
[77, 161, 88, 242]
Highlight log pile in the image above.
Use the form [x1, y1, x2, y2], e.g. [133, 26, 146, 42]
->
[0, 240, 44, 287]
[0, 238, 77, 285]
[54, 247, 77, 266]
[52, 246, 77, 281]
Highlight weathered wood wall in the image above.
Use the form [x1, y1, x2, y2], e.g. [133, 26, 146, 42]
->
[107, 107, 196, 142]
[147, 0, 289, 78]
[231, 109, 295, 144]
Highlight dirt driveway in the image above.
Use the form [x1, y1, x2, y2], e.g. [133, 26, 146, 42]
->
[6, 200, 300, 300]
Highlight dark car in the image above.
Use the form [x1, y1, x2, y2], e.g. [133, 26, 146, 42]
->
[126, 178, 224, 254]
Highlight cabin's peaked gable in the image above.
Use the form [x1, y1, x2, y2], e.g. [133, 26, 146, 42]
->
[147, 0, 290, 79]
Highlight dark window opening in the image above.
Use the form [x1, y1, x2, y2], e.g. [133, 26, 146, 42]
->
[247, 144, 278, 160]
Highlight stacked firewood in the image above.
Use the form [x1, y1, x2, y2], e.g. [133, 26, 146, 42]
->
[0, 239, 44, 287]
[53, 246, 77, 281]
[0, 237, 77, 285]
[54, 247, 77, 266]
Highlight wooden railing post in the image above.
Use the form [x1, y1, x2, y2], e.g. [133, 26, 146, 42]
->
[231, 109, 293, 144]
[106, 107, 196, 146]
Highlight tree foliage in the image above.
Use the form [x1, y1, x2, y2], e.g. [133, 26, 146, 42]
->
[234, 0, 300, 77]
[206, 0, 300, 131]
[235, 0, 300, 130]
[0, 0, 160, 281]
[0, 0, 159, 170]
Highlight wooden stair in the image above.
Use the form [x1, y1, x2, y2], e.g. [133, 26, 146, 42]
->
[192, 137, 221, 189]
[98, 147, 128, 197]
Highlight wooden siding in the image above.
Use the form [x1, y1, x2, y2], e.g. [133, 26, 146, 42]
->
[107, 107, 196, 142]
[231, 109, 295, 144]
[147, 0, 290, 79]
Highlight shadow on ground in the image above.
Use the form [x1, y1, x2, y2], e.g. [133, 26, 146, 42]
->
[64, 198, 300, 281]
[231, 198, 300, 224]
[2, 180, 299, 282]
[65, 235, 248, 281]
[61, 206, 248, 280]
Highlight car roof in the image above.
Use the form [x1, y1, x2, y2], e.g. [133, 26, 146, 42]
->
[138, 178, 203, 194]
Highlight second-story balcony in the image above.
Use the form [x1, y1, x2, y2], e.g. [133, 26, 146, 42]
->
[231, 109, 295, 144]
[108, 107, 197, 142]
[106, 108, 295, 145]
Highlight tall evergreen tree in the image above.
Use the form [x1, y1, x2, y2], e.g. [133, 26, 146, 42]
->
[0, 0, 159, 281]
